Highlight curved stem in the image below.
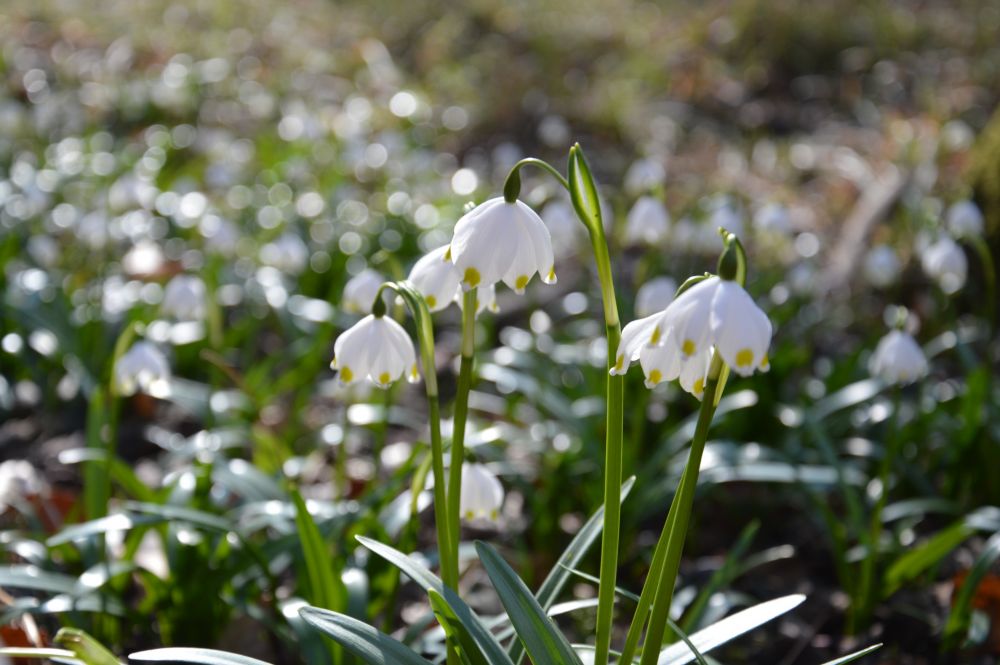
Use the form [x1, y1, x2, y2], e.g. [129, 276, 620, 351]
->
[447, 288, 477, 587]
[636, 354, 724, 665]
[374, 282, 454, 590]
[503, 158, 570, 202]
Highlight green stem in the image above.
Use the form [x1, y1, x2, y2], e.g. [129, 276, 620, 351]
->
[447, 289, 477, 587]
[636, 355, 723, 665]
[969, 235, 997, 332]
[854, 387, 902, 631]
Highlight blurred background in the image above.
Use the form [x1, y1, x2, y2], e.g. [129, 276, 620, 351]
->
[2, 0, 1000, 663]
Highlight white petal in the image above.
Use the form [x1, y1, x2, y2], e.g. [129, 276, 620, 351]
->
[409, 246, 460, 312]
[638, 335, 683, 388]
[657, 276, 719, 359]
[624, 196, 670, 245]
[332, 315, 377, 384]
[709, 281, 772, 377]
[450, 198, 512, 289]
[367, 317, 416, 388]
[678, 352, 711, 399]
[612, 313, 661, 375]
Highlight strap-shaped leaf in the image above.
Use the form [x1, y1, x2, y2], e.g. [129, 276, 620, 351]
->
[475, 541, 582, 665]
[129, 648, 274, 665]
[298, 607, 432, 665]
[428, 590, 490, 665]
[357, 536, 514, 665]
[657, 595, 805, 665]
[817, 644, 882, 665]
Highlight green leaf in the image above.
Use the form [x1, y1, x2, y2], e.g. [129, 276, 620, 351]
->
[567, 144, 603, 236]
[47, 513, 161, 547]
[657, 595, 805, 665]
[0, 647, 81, 663]
[0, 565, 79, 594]
[945, 531, 1000, 643]
[475, 541, 583, 665]
[55, 628, 122, 665]
[428, 590, 490, 665]
[817, 643, 882, 664]
[357, 536, 514, 665]
[884, 521, 973, 596]
[299, 606, 433, 665]
[59, 448, 158, 503]
[129, 648, 273, 665]
[123, 502, 232, 532]
[83, 389, 110, 521]
[291, 490, 345, 665]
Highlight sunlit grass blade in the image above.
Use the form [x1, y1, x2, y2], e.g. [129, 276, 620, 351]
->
[817, 643, 882, 664]
[656, 595, 805, 665]
[130, 648, 275, 665]
[299, 606, 433, 665]
[428, 590, 490, 665]
[475, 541, 583, 665]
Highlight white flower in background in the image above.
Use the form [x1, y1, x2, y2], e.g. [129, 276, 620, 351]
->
[753, 202, 792, 234]
[260, 233, 308, 275]
[342, 269, 387, 314]
[707, 196, 744, 239]
[0, 460, 45, 510]
[863, 245, 902, 288]
[331, 314, 418, 388]
[448, 197, 556, 293]
[201, 215, 242, 255]
[921, 235, 967, 294]
[635, 276, 677, 318]
[624, 196, 671, 245]
[122, 240, 165, 277]
[459, 282, 500, 315]
[946, 200, 984, 238]
[459, 462, 505, 522]
[540, 199, 583, 247]
[613, 276, 772, 396]
[161, 274, 207, 320]
[869, 329, 927, 384]
[624, 157, 666, 195]
[115, 342, 171, 397]
[408, 247, 460, 312]
[27, 235, 60, 267]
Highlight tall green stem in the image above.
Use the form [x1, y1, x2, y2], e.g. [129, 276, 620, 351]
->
[636, 354, 724, 665]
[447, 288, 477, 588]
[853, 386, 902, 632]
[504, 146, 624, 665]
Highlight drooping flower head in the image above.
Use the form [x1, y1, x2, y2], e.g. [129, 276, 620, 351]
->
[342, 269, 388, 314]
[115, 341, 171, 397]
[946, 199, 984, 238]
[612, 231, 772, 398]
[921, 234, 967, 294]
[459, 462, 505, 522]
[408, 246, 499, 315]
[448, 197, 556, 294]
[331, 313, 419, 389]
[869, 329, 927, 385]
[634, 276, 677, 318]
[624, 156, 666, 196]
[161, 274, 207, 320]
[624, 196, 671, 246]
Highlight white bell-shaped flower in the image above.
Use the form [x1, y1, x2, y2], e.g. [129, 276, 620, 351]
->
[260, 233, 308, 274]
[408, 246, 461, 313]
[753, 202, 792, 234]
[331, 314, 418, 388]
[869, 329, 927, 384]
[863, 245, 902, 288]
[161, 274, 207, 320]
[342, 269, 387, 314]
[946, 200, 984, 238]
[614, 275, 772, 391]
[459, 462, 505, 522]
[540, 199, 584, 248]
[0, 460, 45, 510]
[448, 197, 556, 294]
[624, 196, 671, 246]
[458, 282, 500, 315]
[624, 157, 666, 195]
[115, 342, 171, 397]
[634, 276, 677, 318]
[921, 235, 967, 294]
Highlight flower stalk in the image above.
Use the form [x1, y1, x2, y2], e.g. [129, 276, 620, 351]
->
[446, 288, 477, 584]
[505, 144, 624, 665]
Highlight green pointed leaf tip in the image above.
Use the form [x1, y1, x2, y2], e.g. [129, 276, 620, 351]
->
[567, 145, 603, 234]
[475, 541, 583, 665]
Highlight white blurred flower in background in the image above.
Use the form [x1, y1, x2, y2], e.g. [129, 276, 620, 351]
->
[863, 244, 902, 288]
[459, 462, 504, 522]
[115, 341, 171, 397]
[260, 232, 308, 275]
[634, 276, 677, 318]
[161, 274, 207, 320]
[869, 329, 927, 384]
[624, 196, 671, 246]
[946, 199, 984, 238]
[921, 235, 966, 294]
[624, 156, 666, 195]
[342, 268, 387, 314]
